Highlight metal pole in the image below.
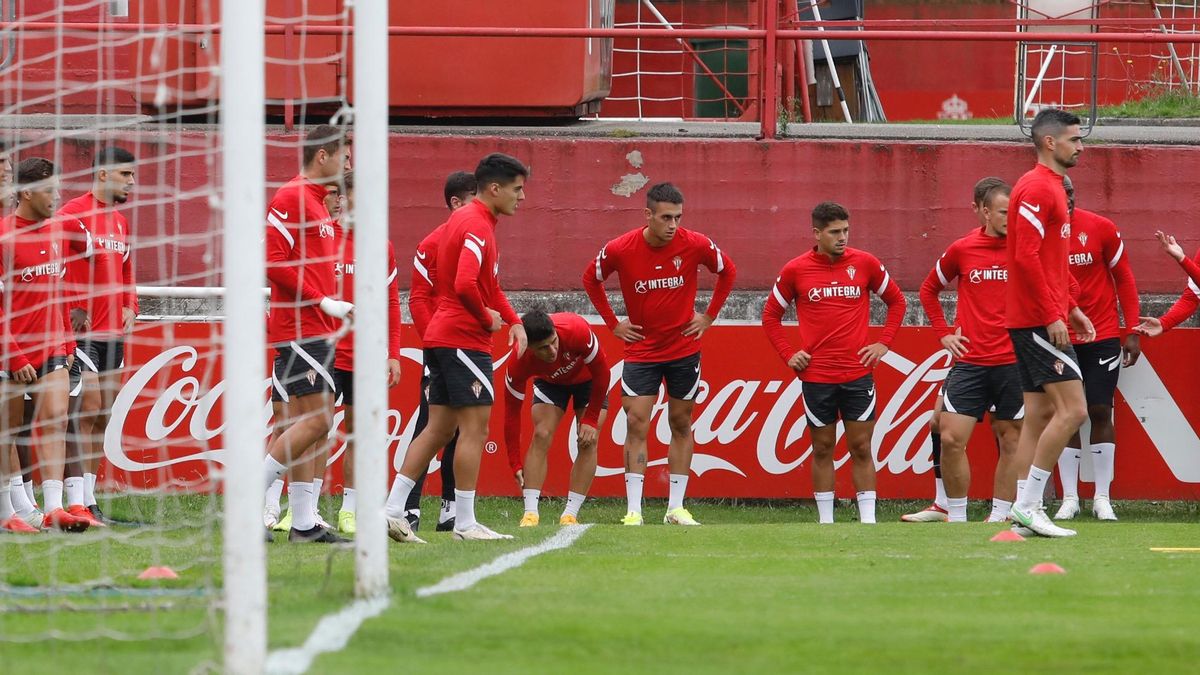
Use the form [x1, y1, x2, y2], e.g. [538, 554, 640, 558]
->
[1151, 0, 1193, 93]
[807, 0, 852, 123]
[1021, 44, 1059, 119]
[762, 0, 779, 138]
[352, 0, 390, 599]
[220, 0, 266, 671]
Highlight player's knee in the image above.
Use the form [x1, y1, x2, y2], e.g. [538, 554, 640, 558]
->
[811, 443, 834, 461]
[1087, 406, 1113, 430]
[625, 412, 649, 438]
[1060, 402, 1088, 429]
[532, 424, 555, 446]
[846, 442, 872, 462]
[938, 431, 967, 456]
[667, 411, 692, 437]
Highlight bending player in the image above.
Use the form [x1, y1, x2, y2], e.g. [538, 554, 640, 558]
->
[583, 182, 736, 527]
[909, 178, 1022, 524]
[401, 170, 476, 533]
[384, 153, 529, 541]
[503, 310, 609, 527]
[762, 202, 905, 524]
[261, 125, 353, 544]
[1054, 176, 1140, 522]
[1005, 109, 1095, 539]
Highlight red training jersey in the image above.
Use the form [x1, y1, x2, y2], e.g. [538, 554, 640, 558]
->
[423, 199, 520, 352]
[502, 312, 609, 473]
[919, 226, 1014, 367]
[582, 226, 736, 363]
[1153, 247, 1200, 332]
[265, 174, 339, 344]
[58, 193, 137, 339]
[0, 215, 80, 371]
[1067, 208, 1139, 344]
[762, 246, 906, 384]
[333, 224, 402, 371]
[409, 221, 445, 342]
[1006, 164, 1074, 329]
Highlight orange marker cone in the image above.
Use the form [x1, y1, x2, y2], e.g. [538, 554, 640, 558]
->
[991, 530, 1025, 542]
[138, 566, 179, 580]
[1028, 562, 1066, 575]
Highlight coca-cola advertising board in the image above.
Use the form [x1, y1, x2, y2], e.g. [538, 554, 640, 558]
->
[105, 321, 1200, 499]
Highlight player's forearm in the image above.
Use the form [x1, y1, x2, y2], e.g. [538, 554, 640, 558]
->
[1159, 292, 1199, 332]
[387, 294, 402, 359]
[503, 392, 525, 473]
[760, 305, 796, 363]
[918, 276, 951, 337]
[266, 267, 323, 302]
[879, 285, 907, 345]
[582, 360, 610, 427]
[1012, 258, 1059, 325]
[582, 275, 619, 329]
[704, 260, 737, 319]
[1112, 260, 1141, 334]
[495, 291, 521, 326]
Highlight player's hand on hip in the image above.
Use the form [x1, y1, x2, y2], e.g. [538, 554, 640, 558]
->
[485, 308, 503, 332]
[681, 312, 713, 339]
[1121, 333, 1141, 367]
[1135, 316, 1163, 337]
[939, 328, 970, 358]
[577, 423, 598, 450]
[319, 296, 354, 319]
[1046, 319, 1070, 348]
[1155, 230, 1186, 262]
[13, 364, 36, 384]
[858, 342, 888, 368]
[1067, 308, 1095, 344]
[70, 308, 90, 334]
[787, 350, 811, 372]
[509, 323, 528, 357]
[386, 358, 402, 387]
[122, 307, 136, 334]
[613, 319, 644, 343]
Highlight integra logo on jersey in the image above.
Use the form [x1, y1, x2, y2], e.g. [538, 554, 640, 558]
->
[968, 267, 1007, 283]
[1068, 252, 1093, 266]
[20, 262, 63, 282]
[334, 262, 355, 277]
[97, 237, 127, 254]
[806, 285, 862, 302]
[634, 275, 685, 294]
[318, 222, 336, 239]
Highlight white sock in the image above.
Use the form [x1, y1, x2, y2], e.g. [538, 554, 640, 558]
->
[815, 491, 835, 524]
[439, 498, 455, 524]
[523, 489, 540, 514]
[563, 491, 586, 518]
[288, 482, 316, 531]
[1092, 442, 1115, 497]
[263, 455, 287, 492]
[856, 491, 877, 524]
[934, 477, 948, 510]
[341, 487, 356, 514]
[990, 498, 1013, 521]
[385, 474, 417, 518]
[0, 483, 13, 520]
[311, 477, 324, 517]
[24, 480, 35, 508]
[1058, 447, 1081, 499]
[947, 496, 968, 522]
[667, 473, 689, 511]
[42, 479, 64, 513]
[624, 473, 644, 514]
[10, 477, 34, 516]
[65, 476, 85, 507]
[265, 479, 284, 511]
[1016, 466, 1051, 512]
[454, 489, 477, 530]
[83, 472, 98, 507]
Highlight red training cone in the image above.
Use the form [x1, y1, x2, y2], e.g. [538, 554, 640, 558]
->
[138, 566, 179, 580]
[991, 530, 1025, 542]
[1028, 562, 1066, 575]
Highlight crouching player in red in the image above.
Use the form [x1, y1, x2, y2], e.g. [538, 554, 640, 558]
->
[503, 310, 609, 527]
[762, 202, 906, 524]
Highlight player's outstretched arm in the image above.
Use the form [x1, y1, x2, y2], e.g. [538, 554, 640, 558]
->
[1011, 190, 1061, 330]
[581, 244, 621, 330]
[699, 236, 737, 320]
[579, 331, 609, 448]
[386, 243, 403, 386]
[762, 271, 803, 368]
[502, 369, 528, 479]
[919, 258, 969, 358]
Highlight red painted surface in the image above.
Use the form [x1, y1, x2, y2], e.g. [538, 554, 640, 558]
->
[102, 321, 1200, 500]
[14, 132, 1200, 294]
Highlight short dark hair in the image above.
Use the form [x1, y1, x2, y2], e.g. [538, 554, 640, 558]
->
[973, 177, 1010, 207]
[1031, 108, 1081, 149]
[646, 182, 684, 209]
[1062, 174, 1076, 213]
[302, 124, 349, 166]
[521, 309, 555, 344]
[811, 201, 850, 229]
[444, 170, 477, 208]
[16, 157, 55, 191]
[474, 153, 528, 189]
[93, 146, 136, 170]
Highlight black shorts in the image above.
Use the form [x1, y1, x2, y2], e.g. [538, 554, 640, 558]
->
[1008, 327, 1082, 393]
[1074, 338, 1121, 407]
[941, 362, 1024, 422]
[802, 374, 876, 427]
[620, 353, 701, 401]
[3, 355, 69, 385]
[273, 338, 336, 399]
[531, 379, 609, 413]
[335, 368, 354, 407]
[425, 347, 494, 407]
[68, 349, 85, 397]
[79, 338, 125, 373]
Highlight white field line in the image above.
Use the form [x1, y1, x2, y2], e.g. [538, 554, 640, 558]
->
[416, 524, 593, 598]
[263, 524, 592, 674]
